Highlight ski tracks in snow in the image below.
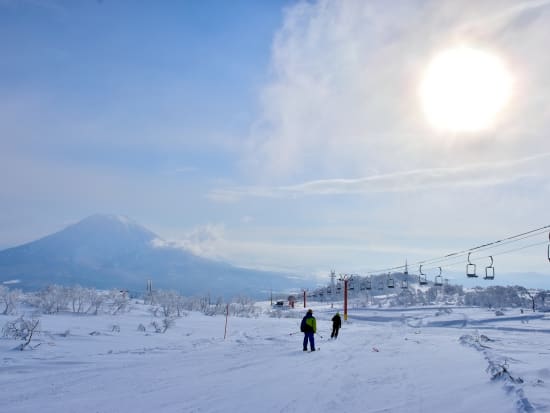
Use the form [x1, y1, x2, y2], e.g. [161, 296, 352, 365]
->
[459, 329, 549, 412]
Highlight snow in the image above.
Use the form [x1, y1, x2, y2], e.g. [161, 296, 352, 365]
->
[1, 303, 549, 413]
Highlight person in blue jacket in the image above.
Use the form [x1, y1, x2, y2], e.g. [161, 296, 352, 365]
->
[300, 309, 317, 351]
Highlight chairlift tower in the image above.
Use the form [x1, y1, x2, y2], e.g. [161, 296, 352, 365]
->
[146, 279, 153, 305]
[338, 273, 353, 321]
[330, 270, 336, 294]
[329, 269, 337, 307]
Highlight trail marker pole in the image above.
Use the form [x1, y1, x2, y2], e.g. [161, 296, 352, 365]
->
[344, 279, 348, 321]
[224, 304, 229, 339]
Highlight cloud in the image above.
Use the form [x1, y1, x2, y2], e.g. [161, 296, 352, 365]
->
[151, 224, 227, 261]
[212, 152, 548, 200]
[244, 0, 550, 182]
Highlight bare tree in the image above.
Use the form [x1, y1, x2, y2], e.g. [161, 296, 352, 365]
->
[2, 316, 41, 350]
[519, 288, 539, 312]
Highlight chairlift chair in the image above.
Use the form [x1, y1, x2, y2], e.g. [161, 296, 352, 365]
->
[366, 278, 372, 290]
[401, 279, 408, 289]
[466, 252, 477, 278]
[418, 264, 428, 285]
[484, 255, 495, 280]
[387, 273, 395, 289]
[434, 267, 443, 287]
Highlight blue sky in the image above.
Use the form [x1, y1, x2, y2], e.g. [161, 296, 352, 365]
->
[1, 0, 550, 287]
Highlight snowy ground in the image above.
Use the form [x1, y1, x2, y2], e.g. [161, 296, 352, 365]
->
[1, 302, 549, 413]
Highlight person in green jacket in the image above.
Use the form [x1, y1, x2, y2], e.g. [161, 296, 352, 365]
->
[300, 309, 317, 351]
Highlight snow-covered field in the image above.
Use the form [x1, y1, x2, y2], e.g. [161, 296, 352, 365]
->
[1, 302, 549, 413]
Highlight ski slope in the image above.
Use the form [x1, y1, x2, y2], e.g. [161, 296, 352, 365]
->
[1, 303, 549, 412]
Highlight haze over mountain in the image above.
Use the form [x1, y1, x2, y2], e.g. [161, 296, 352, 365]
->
[0, 214, 312, 298]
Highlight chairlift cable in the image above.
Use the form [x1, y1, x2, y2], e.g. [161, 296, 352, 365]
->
[362, 224, 550, 276]
[418, 227, 549, 266]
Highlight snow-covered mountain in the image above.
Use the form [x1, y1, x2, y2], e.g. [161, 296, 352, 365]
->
[0, 214, 309, 297]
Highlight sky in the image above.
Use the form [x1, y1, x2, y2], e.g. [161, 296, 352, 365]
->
[1, 0, 550, 285]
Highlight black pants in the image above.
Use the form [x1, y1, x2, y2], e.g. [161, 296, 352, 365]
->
[331, 326, 340, 338]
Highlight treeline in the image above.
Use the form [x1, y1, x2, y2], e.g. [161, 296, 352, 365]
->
[0, 284, 260, 318]
[309, 282, 549, 311]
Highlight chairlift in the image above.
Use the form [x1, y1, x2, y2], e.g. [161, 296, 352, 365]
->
[366, 278, 372, 290]
[387, 273, 395, 289]
[466, 252, 477, 278]
[434, 267, 443, 286]
[401, 279, 408, 289]
[378, 280, 384, 290]
[484, 255, 495, 280]
[327, 287, 332, 294]
[418, 264, 428, 285]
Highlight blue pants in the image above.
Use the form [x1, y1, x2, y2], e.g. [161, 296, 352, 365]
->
[303, 332, 315, 350]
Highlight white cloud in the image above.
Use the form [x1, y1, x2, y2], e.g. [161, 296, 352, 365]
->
[151, 224, 227, 261]
[245, 0, 550, 182]
[212, 152, 549, 200]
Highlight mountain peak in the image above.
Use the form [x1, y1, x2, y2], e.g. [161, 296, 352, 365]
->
[67, 214, 158, 241]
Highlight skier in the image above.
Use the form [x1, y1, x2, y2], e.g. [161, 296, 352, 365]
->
[300, 309, 317, 351]
[331, 311, 342, 339]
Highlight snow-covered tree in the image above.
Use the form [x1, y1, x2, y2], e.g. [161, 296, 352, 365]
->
[87, 288, 105, 315]
[34, 285, 70, 314]
[107, 289, 130, 315]
[0, 286, 20, 315]
[68, 285, 88, 313]
[157, 290, 181, 317]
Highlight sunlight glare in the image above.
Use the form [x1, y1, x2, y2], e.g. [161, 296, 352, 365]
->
[420, 46, 513, 133]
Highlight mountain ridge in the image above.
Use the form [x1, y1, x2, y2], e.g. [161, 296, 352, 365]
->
[0, 214, 310, 297]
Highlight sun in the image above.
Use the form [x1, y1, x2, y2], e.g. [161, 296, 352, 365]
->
[419, 46, 513, 133]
